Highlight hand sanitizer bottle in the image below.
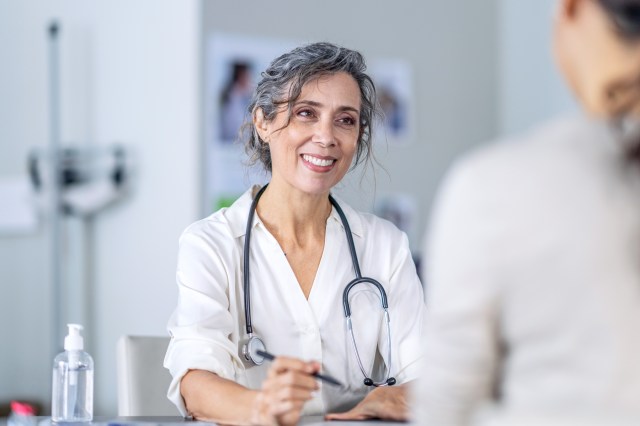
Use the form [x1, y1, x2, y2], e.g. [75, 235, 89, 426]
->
[52, 324, 94, 422]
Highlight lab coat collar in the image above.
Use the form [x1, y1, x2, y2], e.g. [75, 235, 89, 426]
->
[225, 186, 259, 239]
[327, 193, 364, 238]
[225, 185, 364, 239]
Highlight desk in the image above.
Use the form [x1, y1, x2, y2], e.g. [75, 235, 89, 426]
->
[2, 416, 404, 426]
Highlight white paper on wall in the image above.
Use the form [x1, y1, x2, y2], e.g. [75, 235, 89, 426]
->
[0, 176, 38, 235]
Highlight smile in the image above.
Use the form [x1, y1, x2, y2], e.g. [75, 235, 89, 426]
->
[302, 154, 336, 167]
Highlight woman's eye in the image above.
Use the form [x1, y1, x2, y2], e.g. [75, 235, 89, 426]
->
[297, 109, 314, 118]
[338, 116, 356, 126]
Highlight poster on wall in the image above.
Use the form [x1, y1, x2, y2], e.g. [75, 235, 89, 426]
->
[373, 192, 418, 247]
[369, 59, 414, 146]
[204, 33, 296, 215]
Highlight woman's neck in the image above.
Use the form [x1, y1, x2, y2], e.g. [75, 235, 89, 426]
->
[256, 181, 332, 248]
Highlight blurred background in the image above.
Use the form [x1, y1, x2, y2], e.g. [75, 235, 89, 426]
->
[0, 0, 576, 417]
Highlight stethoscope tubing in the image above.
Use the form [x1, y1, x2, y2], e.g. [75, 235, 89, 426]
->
[242, 184, 394, 386]
[243, 184, 268, 336]
[330, 194, 362, 279]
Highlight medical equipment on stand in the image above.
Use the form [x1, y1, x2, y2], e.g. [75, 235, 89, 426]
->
[240, 184, 396, 388]
[28, 144, 129, 217]
[38, 21, 131, 359]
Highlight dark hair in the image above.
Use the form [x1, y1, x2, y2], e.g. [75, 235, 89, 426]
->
[598, 0, 640, 37]
[243, 42, 380, 172]
[221, 62, 251, 105]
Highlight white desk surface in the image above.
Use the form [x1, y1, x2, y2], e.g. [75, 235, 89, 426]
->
[20, 416, 404, 426]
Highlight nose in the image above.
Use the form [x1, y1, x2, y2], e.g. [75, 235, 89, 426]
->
[312, 117, 336, 147]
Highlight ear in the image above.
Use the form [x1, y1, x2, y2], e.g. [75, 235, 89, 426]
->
[254, 108, 270, 142]
[557, 0, 584, 21]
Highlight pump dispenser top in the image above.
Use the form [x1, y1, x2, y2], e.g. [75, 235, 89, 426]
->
[64, 324, 84, 351]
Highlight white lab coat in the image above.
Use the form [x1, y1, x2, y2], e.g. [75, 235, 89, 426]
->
[164, 186, 424, 416]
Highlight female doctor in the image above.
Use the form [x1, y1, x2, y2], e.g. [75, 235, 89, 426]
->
[164, 42, 424, 425]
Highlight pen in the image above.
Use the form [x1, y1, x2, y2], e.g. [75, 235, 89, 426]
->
[256, 349, 343, 387]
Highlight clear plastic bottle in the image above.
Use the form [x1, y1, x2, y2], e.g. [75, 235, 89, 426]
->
[51, 324, 94, 422]
[8, 401, 36, 426]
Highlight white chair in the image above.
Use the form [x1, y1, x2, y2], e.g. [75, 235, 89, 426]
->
[116, 335, 178, 416]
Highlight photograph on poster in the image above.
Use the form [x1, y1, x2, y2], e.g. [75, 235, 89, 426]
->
[369, 59, 413, 145]
[374, 192, 418, 247]
[218, 60, 255, 143]
[204, 34, 296, 214]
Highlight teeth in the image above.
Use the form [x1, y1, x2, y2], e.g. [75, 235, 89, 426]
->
[303, 154, 334, 167]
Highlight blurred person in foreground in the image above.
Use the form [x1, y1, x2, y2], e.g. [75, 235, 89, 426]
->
[414, 0, 640, 424]
[164, 42, 423, 426]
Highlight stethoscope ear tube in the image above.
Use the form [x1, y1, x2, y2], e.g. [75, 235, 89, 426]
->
[343, 276, 395, 387]
[342, 277, 389, 317]
[345, 302, 395, 387]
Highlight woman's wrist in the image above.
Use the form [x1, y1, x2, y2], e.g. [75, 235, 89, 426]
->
[182, 371, 266, 426]
[249, 390, 276, 426]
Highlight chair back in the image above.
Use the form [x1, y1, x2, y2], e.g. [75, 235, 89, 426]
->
[116, 335, 177, 416]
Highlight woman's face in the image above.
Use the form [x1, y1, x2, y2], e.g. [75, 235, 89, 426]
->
[256, 72, 362, 196]
[554, 0, 640, 117]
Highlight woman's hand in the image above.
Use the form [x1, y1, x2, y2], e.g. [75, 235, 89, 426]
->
[251, 356, 321, 426]
[324, 384, 409, 422]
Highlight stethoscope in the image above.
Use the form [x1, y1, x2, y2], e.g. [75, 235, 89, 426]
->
[240, 184, 396, 387]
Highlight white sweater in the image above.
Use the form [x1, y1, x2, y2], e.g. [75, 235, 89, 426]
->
[413, 114, 640, 425]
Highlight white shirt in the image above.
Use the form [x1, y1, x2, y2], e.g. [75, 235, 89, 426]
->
[164, 187, 424, 416]
[413, 115, 640, 425]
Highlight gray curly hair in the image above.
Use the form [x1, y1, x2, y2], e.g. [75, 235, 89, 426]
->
[243, 42, 380, 172]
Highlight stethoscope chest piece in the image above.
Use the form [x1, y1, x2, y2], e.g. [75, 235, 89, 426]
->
[240, 335, 267, 366]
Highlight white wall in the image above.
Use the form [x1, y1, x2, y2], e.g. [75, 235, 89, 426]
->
[498, 0, 577, 136]
[0, 0, 200, 415]
[202, 1, 501, 251]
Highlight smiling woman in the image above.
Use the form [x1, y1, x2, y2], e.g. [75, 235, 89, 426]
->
[163, 42, 425, 426]
[254, 72, 361, 197]
[244, 42, 378, 174]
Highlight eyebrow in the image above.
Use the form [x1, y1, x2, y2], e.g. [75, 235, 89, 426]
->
[294, 100, 360, 115]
